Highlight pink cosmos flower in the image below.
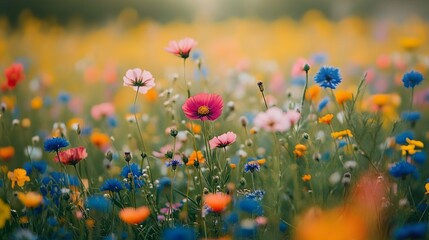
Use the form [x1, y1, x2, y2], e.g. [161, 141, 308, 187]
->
[209, 132, 237, 149]
[254, 107, 291, 132]
[285, 110, 301, 126]
[54, 147, 88, 165]
[182, 93, 223, 121]
[152, 142, 183, 160]
[90, 102, 115, 120]
[123, 68, 155, 94]
[165, 38, 197, 59]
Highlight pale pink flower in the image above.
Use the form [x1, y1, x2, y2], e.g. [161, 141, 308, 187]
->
[285, 110, 301, 126]
[152, 142, 183, 160]
[254, 107, 291, 132]
[123, 68, 155, 94]
[209, 132, 237, 149]
[165, 38, 197, 59]
[90, 102, 115, 120]
[291, 58, 311, 77]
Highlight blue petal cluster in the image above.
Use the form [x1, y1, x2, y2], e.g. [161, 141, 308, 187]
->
[162, 227, 196, 240]
[394, 222, 427, 240]
[245, 190, 266, 201]
[120, 163, 142, 178]
[43, 137, 69, 152]
[395, 131, 414, 145]
[402, 70, 424, 88]
[401, 111, 422, 122]
[389, 161, 418, 179]
[238, 198, 263, 215]
[23, 160, 47, 175]
[86, 196, 111, 213]
[244, 162, 260, 173]
[314, 66, 342, 89]
[414, 152, 427, 164]
[317, 97, 330, 112]
[100, 178, 124, 192]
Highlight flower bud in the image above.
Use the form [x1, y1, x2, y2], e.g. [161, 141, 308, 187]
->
[257, 81, 264, 92]
[170, 129, 178, 137]
[124, 152, 132, 162]
[303, 64, 310, 72]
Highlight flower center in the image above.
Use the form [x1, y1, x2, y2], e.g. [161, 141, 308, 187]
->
[197, 106, 210, 116]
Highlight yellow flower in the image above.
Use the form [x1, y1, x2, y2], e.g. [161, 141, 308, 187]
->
[0, 199, 11, 229]
[186, 150, 205, 166]
[371, 94, 390, 108]
[331, 130, 353, 139]
[401, 145, 418, 156]
[30, 96, 43, 110]
[7, 168, 30, 188]
[318, 114, 334, 124]
[229, 163, 236, 169]
[19, 216, 29, 224]
[406, 138, 424, 148]
[400, 37, 421, 51]
[17, 192, 43, 208]
[335, 90, 353, 105]
[425, 183, 429, 195]
[302, 174, 312, 182]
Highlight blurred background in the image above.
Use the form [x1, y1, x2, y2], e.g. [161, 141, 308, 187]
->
[1, 0, 429, 24]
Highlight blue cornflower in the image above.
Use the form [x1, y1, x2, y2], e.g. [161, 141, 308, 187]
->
[43, 137, 69, 152]
[86, 196, 111, 213]
[57, 91, 71, 104]
[125, 178, 145, 190]
[394, 222, 427, 240]
[413, 151, 427, 164]
[402, 70, 424, 88]
[338, 140, 347, 148]
[401, 111, 421, 122]
[100, 178, 124, 192]
[244, 162, 260, 173]
[225, 212, 239, 225]
[279, 221, 288, 232]
[395, 131, 415, 145]
[120, 163, 142, 178]
[47, 216, 58, 227]
[317, 97, 330, 112]
[314, 66, 342, 89]
[162, 227, 196, 240]
[245, 190, 266, 201]
[389, 161, 418, 179]
[238, 198, 263, 215]
[157, 177, 172, 191]
[107, 116, 118, 128]
[166, 159, 183, 170]
[23, 160, 47, 175]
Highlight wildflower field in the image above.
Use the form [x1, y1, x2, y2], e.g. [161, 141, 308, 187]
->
[1, 9, 429, 240]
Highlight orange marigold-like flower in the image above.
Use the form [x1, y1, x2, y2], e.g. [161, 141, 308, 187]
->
[305, 85, 321, 101]
[119, 206, 150, 224]
[294, 144, 307, 157]
[204, 193, 232, 212]
[302, 174, 312, 182]
[186, 150, 205, 166]
[17, 192, 43, 208]
[318, 114, 334, 124]
[0, 146, 15, 161]
[335, 90, 353, 105]
[90, 132, 110, 149]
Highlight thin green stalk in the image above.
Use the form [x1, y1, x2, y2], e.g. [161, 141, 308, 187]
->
[184, 59, 191, 98]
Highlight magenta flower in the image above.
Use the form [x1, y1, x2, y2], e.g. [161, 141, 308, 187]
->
[165, 38, 197, 59]
[182, 93, 223, 121]
[209, 131, 237, 149]
[254, 107, 291, 132]
[54, 147, 88, 165]
[123, 68, 155, 94]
